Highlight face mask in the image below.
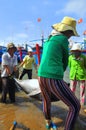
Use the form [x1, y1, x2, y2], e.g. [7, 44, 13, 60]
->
[72, 51, 81, 58]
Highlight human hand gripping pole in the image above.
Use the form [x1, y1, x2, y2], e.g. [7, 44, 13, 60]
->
[8, 71, 17, 80]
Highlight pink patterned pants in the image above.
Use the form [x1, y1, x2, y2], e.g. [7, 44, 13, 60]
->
[70, 80, 85, 106]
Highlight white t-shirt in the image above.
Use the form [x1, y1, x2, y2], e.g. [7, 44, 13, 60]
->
[1, 52, 17, 77]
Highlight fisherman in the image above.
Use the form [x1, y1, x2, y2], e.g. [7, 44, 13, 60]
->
[1, 43, 18, 103]
[19, 48, 37, 80]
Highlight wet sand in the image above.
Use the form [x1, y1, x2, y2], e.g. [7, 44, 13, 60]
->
[0, 68, 86, 130]
[0, 91, 45, 130]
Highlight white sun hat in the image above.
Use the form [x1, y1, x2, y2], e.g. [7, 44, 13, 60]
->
[71, 43, 82, 51]
[28, 48, 33, 52]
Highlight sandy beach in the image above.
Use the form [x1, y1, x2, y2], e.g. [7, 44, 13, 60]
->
[0, 68, 86, 130]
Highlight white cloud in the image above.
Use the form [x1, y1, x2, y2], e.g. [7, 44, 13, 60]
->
[43, 0, 52, 6]
[0, 41, 6, 46]
[56, 0, 86, 17]
[16, 33, 28, 38]
[64, 0, 86, 16]
[22, 20, 35, 29]
[6, 36, 13, 41]
[3, 33, 28, 46]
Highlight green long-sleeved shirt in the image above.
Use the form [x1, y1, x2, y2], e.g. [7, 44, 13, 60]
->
[38, 34, 69, 79]
[68, 54, 86, 80]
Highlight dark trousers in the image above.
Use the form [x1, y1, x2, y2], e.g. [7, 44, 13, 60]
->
[19, 69, 32, 79]
[1, 77, 15, 103]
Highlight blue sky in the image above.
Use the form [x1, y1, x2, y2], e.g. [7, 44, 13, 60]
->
[0, 0, 86, 47]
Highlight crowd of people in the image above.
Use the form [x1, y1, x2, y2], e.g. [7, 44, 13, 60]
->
[0, 16, 86, 130]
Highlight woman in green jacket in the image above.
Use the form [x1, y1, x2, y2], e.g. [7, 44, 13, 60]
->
[38, 16, 80, 130]
[69, 43, 86, 107]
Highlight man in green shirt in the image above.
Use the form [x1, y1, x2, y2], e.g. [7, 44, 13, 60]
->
[38, 16, 80, 130]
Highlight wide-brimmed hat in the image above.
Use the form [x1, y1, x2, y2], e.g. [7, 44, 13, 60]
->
[7, 42, 17, 51]
[28, 48, 33, 52]
[71, 43, 82, 51]
[52, 16, 79, 36]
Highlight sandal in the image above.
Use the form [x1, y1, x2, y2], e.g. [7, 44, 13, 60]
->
[84, 109, 86, 113]
[46, 122, 57, 130]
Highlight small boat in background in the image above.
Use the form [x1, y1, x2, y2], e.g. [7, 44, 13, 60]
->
[0, 46, 7, 63]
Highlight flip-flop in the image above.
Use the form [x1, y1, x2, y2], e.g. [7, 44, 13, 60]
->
[46, 122, 57, 130]
[84, 109, 86, 113]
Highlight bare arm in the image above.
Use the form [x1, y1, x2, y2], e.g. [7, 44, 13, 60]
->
[4, 65, 11, 75]
[18, 61, 25, 68]
[34, 63, 38, 73]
